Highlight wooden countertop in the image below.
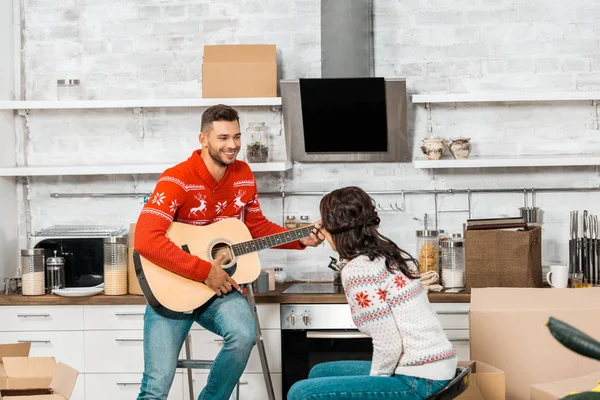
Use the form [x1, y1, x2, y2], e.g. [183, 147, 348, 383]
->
[0, 283, 470, 306]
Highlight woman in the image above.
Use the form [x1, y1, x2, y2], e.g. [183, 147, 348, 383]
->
[288, 186, 457, 400]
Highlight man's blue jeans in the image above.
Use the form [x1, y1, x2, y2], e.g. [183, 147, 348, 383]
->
[288, 361, 451, 399]
[137, 290, 256, 400]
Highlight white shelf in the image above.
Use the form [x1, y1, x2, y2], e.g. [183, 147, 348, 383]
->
[0, 97, 282, 110]
[0, 162, 292, 177]
[413, 155, 600, 169]
[412, 92, 600, 104]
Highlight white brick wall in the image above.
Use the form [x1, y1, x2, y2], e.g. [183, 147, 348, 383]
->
[8, 0, 600, 281]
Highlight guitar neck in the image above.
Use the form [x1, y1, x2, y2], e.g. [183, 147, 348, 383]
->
[231, 225, 316, 256]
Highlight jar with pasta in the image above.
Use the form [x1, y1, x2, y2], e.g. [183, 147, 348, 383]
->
[103, 237, 128, 295]
[416, 230, 439, 274]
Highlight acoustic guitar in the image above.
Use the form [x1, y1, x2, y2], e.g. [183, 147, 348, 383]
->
[134, 218, 315, 319]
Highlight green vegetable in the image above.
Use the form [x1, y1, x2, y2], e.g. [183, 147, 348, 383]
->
[547, 317, 600, 361]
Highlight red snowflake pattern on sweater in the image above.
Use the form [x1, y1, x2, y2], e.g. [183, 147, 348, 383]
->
[376, 288, 388, 302]
[393, 275, 408, 289]
[355, 291, 372, 308]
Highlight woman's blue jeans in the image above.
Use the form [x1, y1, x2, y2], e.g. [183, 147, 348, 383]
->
[136, 290, 256, 400]
[287, 361, 450, 399]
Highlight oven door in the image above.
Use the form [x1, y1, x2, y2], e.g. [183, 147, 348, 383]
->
[281, 329, 373, 397]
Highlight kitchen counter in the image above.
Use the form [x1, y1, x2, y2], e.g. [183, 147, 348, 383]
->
[0, 283, 470, 306]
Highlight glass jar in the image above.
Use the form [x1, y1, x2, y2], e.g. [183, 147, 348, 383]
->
[46, 250, 66, 292]
[245, 122, 268, 163]
[416, 230, 439, 274]
[21, 249, 45, 296]
[57, 79, 81, 101]
[103, 237, 128, 295]
[441, 239, 466, 292]
[274, 267, 287, 284]
[438, 230, 449, 270]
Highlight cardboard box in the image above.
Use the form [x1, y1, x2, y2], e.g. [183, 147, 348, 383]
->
[0, 362, 79, 399]
[0, 343, 55, 390]
[530, 372, 600, 400]
[457, 361, 505, 400]
[202, 44, 277, 98]
[470, 288, 600, 400]
[128, 223, 142, 296]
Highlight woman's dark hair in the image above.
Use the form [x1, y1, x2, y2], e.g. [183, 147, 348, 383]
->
[320, 186, 419, 278]
[200, 104, 240, 133]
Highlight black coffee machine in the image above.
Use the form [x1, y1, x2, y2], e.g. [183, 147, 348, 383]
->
[34, 238, 104, 287]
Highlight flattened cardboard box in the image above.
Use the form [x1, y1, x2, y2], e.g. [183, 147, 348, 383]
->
[0, 362, 78, 399]
[202, 44, 277, 98]
[457, 361, 505, 400]
[530, 372, 600, 400]
[470, 288, 600, 400]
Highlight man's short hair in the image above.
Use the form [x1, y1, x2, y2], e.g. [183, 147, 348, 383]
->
[201, 104, 240, 134]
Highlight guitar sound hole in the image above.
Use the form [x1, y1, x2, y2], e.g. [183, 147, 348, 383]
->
[211, 242, 233, 267]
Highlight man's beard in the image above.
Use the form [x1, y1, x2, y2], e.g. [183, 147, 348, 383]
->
[207, 143, 236, 167]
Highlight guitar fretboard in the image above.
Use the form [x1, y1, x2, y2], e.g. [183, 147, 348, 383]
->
[231, 225, 315, 256]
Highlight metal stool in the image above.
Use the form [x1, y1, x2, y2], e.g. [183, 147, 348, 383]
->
[176, 284, 273, 400]
[177, 334, 240, 400]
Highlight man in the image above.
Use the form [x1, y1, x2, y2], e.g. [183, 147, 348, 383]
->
[135, 104, 323, 400]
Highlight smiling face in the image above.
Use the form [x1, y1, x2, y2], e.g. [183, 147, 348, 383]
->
[200, 120, 241, 167]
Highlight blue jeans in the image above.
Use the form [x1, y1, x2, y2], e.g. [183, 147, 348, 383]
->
[287, 361, 450, 399]
[137, 290, 256, 400]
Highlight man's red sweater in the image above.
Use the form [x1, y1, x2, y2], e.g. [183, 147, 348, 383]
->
[134, 150, 304, 282]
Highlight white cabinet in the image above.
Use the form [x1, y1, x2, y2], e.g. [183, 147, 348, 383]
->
[0, 303, 281, 400]
[0, 331, 85, 371]
[84, 330, 145, 373]
[71, 374, 86, 400]
[0, 301, 468, 399]
[83, 305, 146, 330]
[0, 306, 83, 331]
[185, 372, 282, 400]
[85, 373, 183, 400]
[188, 328, 281, 373]
[432, 303, 471, 361]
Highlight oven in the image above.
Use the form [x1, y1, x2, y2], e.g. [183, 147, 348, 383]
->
[280, 304, 373, 398]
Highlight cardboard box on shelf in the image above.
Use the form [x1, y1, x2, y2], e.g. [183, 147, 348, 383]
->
[530, 372, 600, 400]
[470, 288, 600, 400]
[202, 44, 277, 98]
[457, 360, 505, 400]
[0, 362, 79, 399]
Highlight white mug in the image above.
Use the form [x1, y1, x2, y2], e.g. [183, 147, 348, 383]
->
[546, 265, 569, 288]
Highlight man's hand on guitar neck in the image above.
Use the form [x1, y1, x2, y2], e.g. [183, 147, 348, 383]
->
[299, 220, 325, 247]
[204, 254, 240, 296]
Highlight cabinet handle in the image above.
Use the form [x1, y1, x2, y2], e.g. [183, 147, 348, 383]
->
[238, 381, 249, 385]
[306, 331, 369, 339]
[450, 338, 470, 342]
[17, 313, 50, 318]
[18, 340, 51, 344]
[114, 312, 145, 316]
[214, 339, 224, 343]
[115, 338, 144, 342]
[116, 381, 140, 386]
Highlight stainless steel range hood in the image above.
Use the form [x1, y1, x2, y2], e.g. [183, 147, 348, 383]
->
[280, 0, 409, 163]
[321, 0, 374, 78]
